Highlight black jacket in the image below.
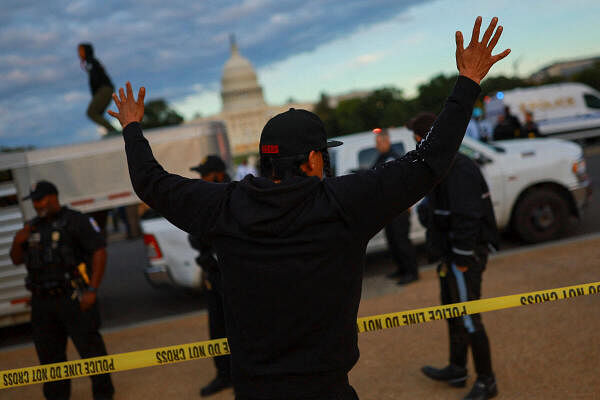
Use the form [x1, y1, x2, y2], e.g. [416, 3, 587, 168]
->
[418, 153, 499, 268]
[372, 150, 402, 168]
[80, 44, 113, 95]
[188, 175, 232, 290]
[122, 76, 480, 398]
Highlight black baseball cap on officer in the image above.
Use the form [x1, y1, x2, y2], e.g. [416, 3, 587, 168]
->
[190, 155, 226, 175]
[23, 180, 58, 201]
[259, 108, 342, 157]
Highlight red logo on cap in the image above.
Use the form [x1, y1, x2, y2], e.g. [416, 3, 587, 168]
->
[261, 145, 279, 154]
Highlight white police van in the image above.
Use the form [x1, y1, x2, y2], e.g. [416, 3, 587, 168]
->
[484, 83, 600, 140]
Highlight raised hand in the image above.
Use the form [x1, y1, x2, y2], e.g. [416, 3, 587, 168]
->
[108, 82, 146, 128]
[455, 16, 510, 84]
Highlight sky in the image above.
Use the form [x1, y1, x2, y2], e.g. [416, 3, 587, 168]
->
[1, 0, 599, 148]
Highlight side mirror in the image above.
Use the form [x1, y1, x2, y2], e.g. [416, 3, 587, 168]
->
[473, 152, 492, 165]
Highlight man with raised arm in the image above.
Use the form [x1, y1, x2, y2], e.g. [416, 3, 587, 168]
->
[109, 17, 509, 400]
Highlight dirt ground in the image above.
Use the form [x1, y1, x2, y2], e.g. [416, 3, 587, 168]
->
[1, 237, 599, 399]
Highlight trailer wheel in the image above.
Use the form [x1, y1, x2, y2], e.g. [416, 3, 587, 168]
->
[513, 189, 569, 243]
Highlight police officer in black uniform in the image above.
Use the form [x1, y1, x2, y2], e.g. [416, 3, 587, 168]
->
[188, 156, 233, 397]
[10, 181, 115, 400]
[410, 113, 500, 400]
[371, 129, 419, 284]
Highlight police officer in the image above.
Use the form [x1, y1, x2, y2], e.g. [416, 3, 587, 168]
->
[10, 181, 115, 400]
[188, 156, 233, 396]
[109, 17, 509, 399]
[411, 113, 500, 400]
[371, 129, 418, 284]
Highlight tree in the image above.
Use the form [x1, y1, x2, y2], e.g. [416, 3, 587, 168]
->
[314, 93, 340, 138]
[359, 87, 410, 129]
[415, 74, 457, 113]
[480, 75, 531, 98]
[572, 62, 600, 91]
[335, 98, 365, 135]
[141, 99, 184, 130]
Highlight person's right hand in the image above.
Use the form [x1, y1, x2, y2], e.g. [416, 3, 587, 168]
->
[455, 16, 510, 84]
[14, 224, 31, 244]
[108, 81, 146, 128]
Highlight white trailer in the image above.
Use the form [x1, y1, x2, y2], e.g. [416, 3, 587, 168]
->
[484, 82, 600, 139]
[0, 121, 231, 327]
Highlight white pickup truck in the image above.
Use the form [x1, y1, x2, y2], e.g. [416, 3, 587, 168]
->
[141, 129, 591, 290]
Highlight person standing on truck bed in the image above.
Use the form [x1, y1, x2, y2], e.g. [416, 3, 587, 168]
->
[371, 128, 419, 285]
[412, 112, 500, 400]
[188, 155, 233, 397]
[9, 181, 115, 400]
[78, 43, 116, 135]
[109, 17, 510, 399]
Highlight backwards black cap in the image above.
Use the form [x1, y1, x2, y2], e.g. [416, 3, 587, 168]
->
[190, 155, 226, 176]
[259, 108, 342, 157]
[23, 180, 58, 201]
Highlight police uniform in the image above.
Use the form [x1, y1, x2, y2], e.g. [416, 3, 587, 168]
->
[418, 152, 499, 400]
[188, 234, 231, 380]
[188, 160, 232, 396]
[24, 207, 114, 400]
[372, 150, 419, 282]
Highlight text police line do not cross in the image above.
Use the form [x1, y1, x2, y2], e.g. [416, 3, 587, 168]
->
[1, 282, 599, 390]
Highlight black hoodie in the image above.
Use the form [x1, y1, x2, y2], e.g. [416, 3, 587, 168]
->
[80, 44, 113, 95]
[123, 76, 480, 398]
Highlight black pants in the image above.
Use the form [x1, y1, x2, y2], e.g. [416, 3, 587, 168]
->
[384, 210, 418, 276]
[438, 257, 493, 379]
[31, 294, 114, 400]
[206, 286, 231, 378]
[236, 383, 359, 400]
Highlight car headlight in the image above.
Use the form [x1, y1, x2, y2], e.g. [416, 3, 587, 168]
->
[572, 159, 588, 182]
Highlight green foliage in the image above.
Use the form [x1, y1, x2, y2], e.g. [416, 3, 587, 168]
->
[314, 64, 599, 138]
[141, 99, 184, 130]
[415, 74, 457, 113]
[480, 75, 532, 97]
[571, 62, 600, 91]
[314, 93, 340, 138]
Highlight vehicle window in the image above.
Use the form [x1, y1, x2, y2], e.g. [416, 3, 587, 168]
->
[327, 148, 337, 177]
[459, 144, 477, 159]
[358, 142, 405, 170]
[584, 94, 600, 109]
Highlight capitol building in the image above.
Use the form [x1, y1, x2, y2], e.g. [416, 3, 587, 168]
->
[191, 39, 313, 156]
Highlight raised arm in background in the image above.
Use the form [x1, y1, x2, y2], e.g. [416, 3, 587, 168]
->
[109, 83, 227, 236]
[329, 16, 510, 239]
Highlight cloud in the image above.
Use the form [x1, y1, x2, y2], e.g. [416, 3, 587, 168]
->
[0, 0, 429, 148]
[63, 90, 88, 104]
[354, 53, 385, 66]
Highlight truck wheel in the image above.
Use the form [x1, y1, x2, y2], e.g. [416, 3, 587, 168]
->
[513, 189, 569, 243]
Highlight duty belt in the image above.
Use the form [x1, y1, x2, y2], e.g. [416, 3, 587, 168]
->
[27, 281, 74, 297]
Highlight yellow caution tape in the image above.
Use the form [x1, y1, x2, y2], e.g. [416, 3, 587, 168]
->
[1, 281, 599, 390]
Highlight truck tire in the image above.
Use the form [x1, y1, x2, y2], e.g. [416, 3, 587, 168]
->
[513, 188, 569, 243]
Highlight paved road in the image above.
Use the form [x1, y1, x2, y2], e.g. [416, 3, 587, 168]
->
[2, 145, 599, 348]
[2, 236, 599, 399]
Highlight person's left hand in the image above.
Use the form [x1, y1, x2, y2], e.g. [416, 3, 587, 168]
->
[108, 81, 145, 128]
[79, 290, 97, 311]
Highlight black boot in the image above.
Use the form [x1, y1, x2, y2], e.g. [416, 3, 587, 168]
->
[200, 375, 232, 397]
[463, 376, 497, 400]
[386, 270, 403, 279]
[396, 273, 419, 285]
[421, 364, 467, 387]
